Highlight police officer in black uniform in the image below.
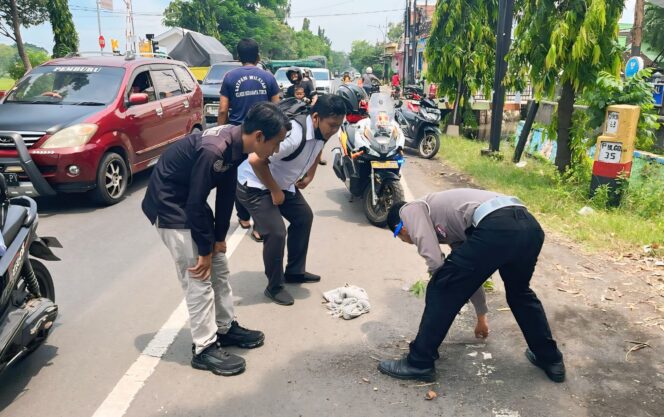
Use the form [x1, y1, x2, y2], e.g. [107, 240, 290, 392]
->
[142, 102, 290, 376]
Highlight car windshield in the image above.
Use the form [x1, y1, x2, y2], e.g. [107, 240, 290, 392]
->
[204, 64, 241, 84]
[5, 65, 125, 105]
[311, 70, 330, 80]
[274, 69, 291, 84]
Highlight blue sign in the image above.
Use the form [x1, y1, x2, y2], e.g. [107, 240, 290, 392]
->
[625, 56, 644, 78]
[654, 83, 664, 107]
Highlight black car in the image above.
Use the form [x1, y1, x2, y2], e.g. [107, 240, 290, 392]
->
[200, 62, 242, 125]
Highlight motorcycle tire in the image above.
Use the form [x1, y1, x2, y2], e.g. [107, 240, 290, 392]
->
[418, 132, 441, 159]
[363, 180, 404, 228]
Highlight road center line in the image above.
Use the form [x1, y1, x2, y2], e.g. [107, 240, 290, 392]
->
[91, 224, 248, 417]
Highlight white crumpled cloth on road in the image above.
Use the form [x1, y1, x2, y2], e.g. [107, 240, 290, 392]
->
[322, 285, 370, 320]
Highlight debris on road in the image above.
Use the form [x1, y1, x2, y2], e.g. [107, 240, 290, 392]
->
[625, 340, 652, 361]
[322, 285, 370, 319]
[425, 390, 437, 400]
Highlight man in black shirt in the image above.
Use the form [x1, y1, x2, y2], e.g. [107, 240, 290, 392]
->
[142, 102, 290, 376]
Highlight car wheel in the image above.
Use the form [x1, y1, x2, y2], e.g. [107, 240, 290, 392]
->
[92, 152, 128, 205]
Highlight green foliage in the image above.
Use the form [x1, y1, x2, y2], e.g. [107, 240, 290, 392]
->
[579, 68, 660, 151]
[410, 279, 428, 298]
[328, 50, 348, 73]
[163, 0, 330, 61]
[387, 21, 404, 43]
[349, 40, 382, 77]
[47, 0, 78, 58]
[644, 3, 664, 57]
[425, 0, 498, 100]
[7, 47, 48, 79]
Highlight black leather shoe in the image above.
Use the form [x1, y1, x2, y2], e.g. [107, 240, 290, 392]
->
[284, 272, 321, 283]
[378, 358, 435, 382]
[191, 344, 246, 376]
[525, 348, 565, 383]
[218, 321, 265, 349]
[264, 287, 294, 305]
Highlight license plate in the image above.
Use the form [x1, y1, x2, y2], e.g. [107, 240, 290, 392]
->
[3, 173, 19, 186]
[205, 104, 219, 116]
[371, 160, 399, 169]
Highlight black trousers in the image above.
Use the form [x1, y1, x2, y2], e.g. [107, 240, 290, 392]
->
[236, 183, 313, 291]
[407, 207, 562, 369]
[235, 198, 251, 222]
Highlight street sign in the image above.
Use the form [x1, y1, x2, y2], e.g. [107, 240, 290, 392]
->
[625, 56, 644, 78]
[99, 0, 113, 11]
[99, 35, 106, 50]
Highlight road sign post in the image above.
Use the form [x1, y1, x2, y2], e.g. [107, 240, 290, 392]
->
[590, 104, 640, 206]
[99, 35, 106, 51]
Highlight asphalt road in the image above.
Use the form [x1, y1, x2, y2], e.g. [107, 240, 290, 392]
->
[0, 143, 661, 417]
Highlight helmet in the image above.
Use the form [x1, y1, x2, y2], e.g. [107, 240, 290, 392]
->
[366, 67, 373, 74]
[285, 67, 303, 83]
[336, 83, 368, 114]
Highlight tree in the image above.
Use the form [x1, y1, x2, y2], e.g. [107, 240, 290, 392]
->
[8, 46, 48, 79]
[302, 17, 310, 32]
[644, 3, 664, 56]
[47, 0, 78, 58]
[329, 50, 348, 73]
[387, 22, 404, 43]
[293, 29, 330, 60]
[349, 40, 382, 77]
[0, 0, 48, 73]
[507, 0, 624, 174]
[425, 0, 498, 126]
[632, 0, 645, 56]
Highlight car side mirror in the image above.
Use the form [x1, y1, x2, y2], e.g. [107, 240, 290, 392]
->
[197, 79, 203, 85]
[128, 93, 149, 106]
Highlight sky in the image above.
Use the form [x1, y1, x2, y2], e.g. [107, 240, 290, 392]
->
[2, 0, 640, 55]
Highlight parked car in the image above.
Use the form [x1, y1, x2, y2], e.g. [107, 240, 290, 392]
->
[310, 68, 333, 94]
[200, 61, 242, 125]
[0, 55, 204, 205]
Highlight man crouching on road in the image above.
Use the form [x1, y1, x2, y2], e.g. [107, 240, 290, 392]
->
[380, 189, 565, 383]
[236, 95, 347, 306]
[142, 102, 290, 376]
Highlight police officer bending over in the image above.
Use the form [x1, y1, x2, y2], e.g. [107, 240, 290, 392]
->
[142, 102, 290, 376]
[381, 189, 565, 383]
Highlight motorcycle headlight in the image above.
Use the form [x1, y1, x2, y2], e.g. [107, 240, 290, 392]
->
[41, 123, 98, 149]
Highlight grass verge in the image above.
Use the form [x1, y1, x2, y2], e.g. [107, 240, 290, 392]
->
[439, 135, 663, 256]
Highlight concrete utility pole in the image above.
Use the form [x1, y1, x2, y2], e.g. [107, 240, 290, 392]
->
[632, 0, 645, 57]
[404, 0, 410, 84]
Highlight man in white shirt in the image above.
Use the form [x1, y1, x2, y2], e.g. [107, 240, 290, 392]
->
[236, 95, 346, 305]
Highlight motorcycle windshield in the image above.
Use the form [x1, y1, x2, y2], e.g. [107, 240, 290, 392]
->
[368, 93, 395, 129]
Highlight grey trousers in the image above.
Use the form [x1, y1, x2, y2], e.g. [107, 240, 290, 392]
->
[157, 226, 235, 354]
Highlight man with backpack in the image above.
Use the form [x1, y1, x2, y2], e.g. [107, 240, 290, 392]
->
[218, 38, 280, 242]
[236, 95, 347, 305]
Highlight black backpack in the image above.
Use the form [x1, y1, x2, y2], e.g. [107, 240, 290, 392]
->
[277, 98, 311, 162]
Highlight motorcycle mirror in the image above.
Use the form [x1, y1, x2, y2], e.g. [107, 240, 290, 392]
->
[395, 100, 403, 108]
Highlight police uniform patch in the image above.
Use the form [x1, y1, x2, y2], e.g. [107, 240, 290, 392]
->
[213, 159, 227, 173]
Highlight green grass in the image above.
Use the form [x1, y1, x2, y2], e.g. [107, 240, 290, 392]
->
[0, 78, 14, 90]
[440, 135, 664, 256]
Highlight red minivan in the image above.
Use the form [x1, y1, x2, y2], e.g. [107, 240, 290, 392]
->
[0, 55, 203, 204]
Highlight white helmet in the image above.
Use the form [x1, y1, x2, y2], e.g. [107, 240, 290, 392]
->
[366, 67, 373, 74]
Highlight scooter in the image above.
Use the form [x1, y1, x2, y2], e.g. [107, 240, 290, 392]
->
[403, 85, 423, 100]
[332, 93, 406, 227]
[0, 175, 61, 375]
[395, 97, 442, 159]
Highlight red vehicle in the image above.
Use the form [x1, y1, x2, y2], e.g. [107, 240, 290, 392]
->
[0, 55, 203, 204]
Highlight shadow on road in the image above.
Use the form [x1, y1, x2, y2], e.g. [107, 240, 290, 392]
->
[0, 345, 59, 411]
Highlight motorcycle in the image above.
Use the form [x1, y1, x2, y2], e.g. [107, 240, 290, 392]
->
[0, 175, 60, 375]
[332, 93, 406, 227]
[395, 97, 442, 159]
[403, 84, 423, 100]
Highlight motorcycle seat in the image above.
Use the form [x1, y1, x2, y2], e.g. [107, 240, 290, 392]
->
[2, 205, 27, 245]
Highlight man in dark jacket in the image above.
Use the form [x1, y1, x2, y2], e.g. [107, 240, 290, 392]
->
[142, 102, 290, 376]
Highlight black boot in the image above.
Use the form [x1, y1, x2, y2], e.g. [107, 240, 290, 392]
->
[525, 348, 565, 383]
[191, 343, 246, 376]
[378, 357, 435, 382]
[218, 321, 265, 349]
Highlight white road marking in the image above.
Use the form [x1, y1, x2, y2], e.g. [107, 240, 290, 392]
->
[91, 224, 248, 417]
[401, 170, 416, 201]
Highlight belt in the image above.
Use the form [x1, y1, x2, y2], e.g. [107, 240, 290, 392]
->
[472, 196, 525, 227]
